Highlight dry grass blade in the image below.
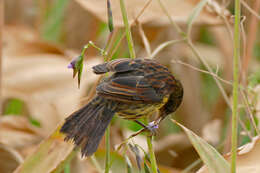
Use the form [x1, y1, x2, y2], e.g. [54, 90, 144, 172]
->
[14, 126, 74, 173]
[137, 21, 151, 57]
[198, 136, 260, 173]
[172, 119, 230, 173]
[151, 39, 186, 59]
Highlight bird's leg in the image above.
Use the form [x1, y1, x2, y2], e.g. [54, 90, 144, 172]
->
[134, 120, 159, 136]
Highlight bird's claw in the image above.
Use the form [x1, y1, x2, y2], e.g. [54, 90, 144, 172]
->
[145, 121, 159, 136]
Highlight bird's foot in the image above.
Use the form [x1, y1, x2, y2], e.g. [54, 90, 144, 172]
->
[146, 121, 159, 136]
[134, 120, 159, 136]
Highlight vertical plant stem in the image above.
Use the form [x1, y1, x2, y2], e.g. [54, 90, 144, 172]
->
[105, 124, 111, 173]
[119, 0, 136, 59]
[0, 0, 3, 113]
[145, 119, 158, 173]
[231, 0, 240, 172]
[147, 135, 158, 173]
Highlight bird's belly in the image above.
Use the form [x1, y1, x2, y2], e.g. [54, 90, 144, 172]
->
[116, 96, 169, 120]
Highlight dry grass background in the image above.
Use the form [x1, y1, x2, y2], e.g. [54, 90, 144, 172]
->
[1, 0, 260, 172]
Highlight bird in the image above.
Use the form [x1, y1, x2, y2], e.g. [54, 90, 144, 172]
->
[60, 58, 183, 157]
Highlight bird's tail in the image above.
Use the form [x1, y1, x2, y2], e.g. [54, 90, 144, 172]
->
[60, 96, 116, 156]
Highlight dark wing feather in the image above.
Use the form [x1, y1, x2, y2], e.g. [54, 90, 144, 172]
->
[92, 58, 134, 74]
[96, 76, 162, 103]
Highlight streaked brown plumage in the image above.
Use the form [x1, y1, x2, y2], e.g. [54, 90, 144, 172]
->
[61, 58, 183, 157]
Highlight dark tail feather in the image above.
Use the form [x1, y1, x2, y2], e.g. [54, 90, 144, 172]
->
[60, 96, 116, 157]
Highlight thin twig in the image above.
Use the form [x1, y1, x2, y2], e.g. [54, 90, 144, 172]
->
[240, 16, 247, 78]
[220, 14, 233, 41]
[135, 0, 153, 22]
[151, 39, 186, 58]
[240, 90, 260, 135]
[172, 60, 232, 86]
[241, 0, 260, 80]
[137, 21, 151, 56]
[241, 0, 260, 20]
[187, 40, 232, 108]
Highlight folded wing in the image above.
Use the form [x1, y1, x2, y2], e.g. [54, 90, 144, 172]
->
[96, 76, 162, 103]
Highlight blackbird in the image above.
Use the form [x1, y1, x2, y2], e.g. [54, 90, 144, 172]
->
[61, 58, 183, 157]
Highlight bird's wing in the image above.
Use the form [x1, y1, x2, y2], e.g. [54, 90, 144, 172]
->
[92, 58, 137, 74]
[96, 76, 162, 103]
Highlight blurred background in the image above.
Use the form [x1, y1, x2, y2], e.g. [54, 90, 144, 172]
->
[1, 0, 260, 172]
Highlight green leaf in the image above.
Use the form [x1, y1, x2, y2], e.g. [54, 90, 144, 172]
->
[172, 120, 230, 173]
[187, 0, 208, 35]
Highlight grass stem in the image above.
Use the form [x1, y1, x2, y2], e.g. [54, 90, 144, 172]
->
[105, 124, 111, 173]
[231, 0, 241, 172]
[119, 0, 136, 59]
[147, 135, 158, 173]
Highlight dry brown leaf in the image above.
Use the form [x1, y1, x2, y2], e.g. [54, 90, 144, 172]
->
[0, 144, 23, 173]
[3, 54, 101, 134]
[75, 0, 223, 27]
[0, 116, 43, 150]
[3, 26, 102, 135]
[197, 136, 260, 173]
[14, 128, 75, 173]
